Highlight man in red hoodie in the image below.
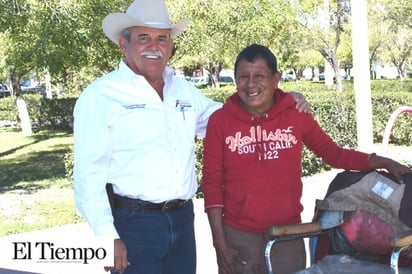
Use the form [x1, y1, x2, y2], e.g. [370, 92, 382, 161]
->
[201, 44, 412, 274]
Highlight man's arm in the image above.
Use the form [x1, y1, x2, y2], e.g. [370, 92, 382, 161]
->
[207, 208, 247, 274]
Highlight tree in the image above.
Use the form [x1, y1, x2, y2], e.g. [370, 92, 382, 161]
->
[297, 0, 352, 91]
[0, 0, 36, 135]
[384, 26, 412, 80]
[368, 2, 386, 79]
[0, 0, 127, 95]
[1, 0, 410, 94]
[0, 0, 121, 134]
[380, 0, 412, 79]
[384, 0, 412, 30]
[0, 0, 34, 90]
[368, 0, 412, 80]
[167, 0, 301, 86]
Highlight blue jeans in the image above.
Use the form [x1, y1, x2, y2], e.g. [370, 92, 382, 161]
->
[112, 200, 196, 274]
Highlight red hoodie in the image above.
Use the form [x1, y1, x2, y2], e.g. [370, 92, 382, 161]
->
[202, 89, 370, 233]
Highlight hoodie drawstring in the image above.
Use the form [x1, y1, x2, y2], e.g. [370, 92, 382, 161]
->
[252, 114, 269, 166]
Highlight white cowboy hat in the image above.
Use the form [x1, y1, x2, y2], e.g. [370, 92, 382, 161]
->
[102, 0, 189, 45]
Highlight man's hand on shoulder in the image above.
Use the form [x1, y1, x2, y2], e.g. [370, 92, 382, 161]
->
[289, 91, 312, 114]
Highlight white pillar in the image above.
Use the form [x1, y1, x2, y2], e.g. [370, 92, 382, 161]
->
[44, 67, 52, 99]
[351, 0, 373, 151]
[16, 96, 33, 136]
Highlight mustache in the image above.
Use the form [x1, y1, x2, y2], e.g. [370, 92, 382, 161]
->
[141, 51, 164, 58]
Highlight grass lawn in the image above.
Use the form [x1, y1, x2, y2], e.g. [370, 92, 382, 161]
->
[0, 127, 83, 236]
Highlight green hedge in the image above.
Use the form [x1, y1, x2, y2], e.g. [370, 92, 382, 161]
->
[204, 83, 412, 176]
[0, 94, 76, 130]
[0, 96, 19, 121]
[1, 80, 411, 180]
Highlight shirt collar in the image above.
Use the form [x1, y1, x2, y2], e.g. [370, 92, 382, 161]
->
[118, 59, 175, 83]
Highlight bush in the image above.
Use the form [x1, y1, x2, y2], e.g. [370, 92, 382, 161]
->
[1, 80, 410, 182]
[202, 80, 412, 176]
[0, 94, 76, 131]
[37, 97, 76, 130]
[0, 96, 17, 121]
[372, 93, 412, 145]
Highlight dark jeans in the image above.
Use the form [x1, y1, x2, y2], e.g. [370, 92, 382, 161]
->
[112, 200, 196, 274]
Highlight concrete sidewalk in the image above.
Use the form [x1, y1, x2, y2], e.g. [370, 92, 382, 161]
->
[0, 170, 340, 274]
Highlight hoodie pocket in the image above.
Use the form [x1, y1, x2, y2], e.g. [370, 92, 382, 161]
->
[240, 193, 300, 229]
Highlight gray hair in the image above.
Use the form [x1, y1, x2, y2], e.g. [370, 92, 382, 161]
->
[120, 28, 132, 42]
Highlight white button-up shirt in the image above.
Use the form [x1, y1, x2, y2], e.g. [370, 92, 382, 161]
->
[73, 60, 222, 238]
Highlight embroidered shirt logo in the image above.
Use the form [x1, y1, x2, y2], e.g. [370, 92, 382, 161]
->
[175, 100, 192, 109]
[124, 104, 146, 109]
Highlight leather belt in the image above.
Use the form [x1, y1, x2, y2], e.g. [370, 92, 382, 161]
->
[112, 194, 188, 212]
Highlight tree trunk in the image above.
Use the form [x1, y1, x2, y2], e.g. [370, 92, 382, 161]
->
[16, 95, 32, 136]
[333, 61, 343, 92]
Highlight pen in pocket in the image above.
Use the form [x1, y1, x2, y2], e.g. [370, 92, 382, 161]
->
[180, 105, 185, 120]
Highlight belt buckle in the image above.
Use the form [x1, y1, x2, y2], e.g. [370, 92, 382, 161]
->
[162, 200, 186, 211]
[162, 200, 173, 211]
